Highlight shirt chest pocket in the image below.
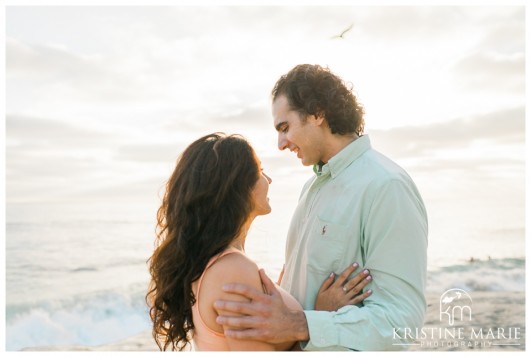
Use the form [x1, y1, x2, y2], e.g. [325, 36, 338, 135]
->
[305, 216, 348, 274]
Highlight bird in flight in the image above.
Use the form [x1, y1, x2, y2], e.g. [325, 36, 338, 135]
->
[331, 23, 353, 39]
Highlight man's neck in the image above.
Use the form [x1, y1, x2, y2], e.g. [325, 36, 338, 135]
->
[321, 133, 359, 164]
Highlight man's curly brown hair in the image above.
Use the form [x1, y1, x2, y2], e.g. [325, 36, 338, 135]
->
[272, 64, 365, 136]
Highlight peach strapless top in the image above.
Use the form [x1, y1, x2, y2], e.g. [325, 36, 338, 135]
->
[191, 248, 302, 351]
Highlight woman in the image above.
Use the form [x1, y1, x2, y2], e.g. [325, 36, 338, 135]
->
[146, 133, 372, 351]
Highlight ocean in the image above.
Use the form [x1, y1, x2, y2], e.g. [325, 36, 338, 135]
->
[5, 201, 155, 351]
[5, 198, 525, 351]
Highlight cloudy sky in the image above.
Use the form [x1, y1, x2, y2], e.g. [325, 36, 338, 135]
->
[4, 5, 526, 263]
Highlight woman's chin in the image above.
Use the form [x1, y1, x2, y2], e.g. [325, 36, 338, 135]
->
[260, 206, 272, 216]
[252, 205, 272, 217]
[262, 207, 272, 216]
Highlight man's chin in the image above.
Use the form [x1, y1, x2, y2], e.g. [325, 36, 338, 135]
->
[300, 158, 314, 166]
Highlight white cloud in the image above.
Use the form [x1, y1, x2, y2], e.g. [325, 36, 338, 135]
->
[5, 5, 526, 204]
[6, 115, 115, 147]
[451, 51, 524, 92]
[371, 107, 524, 150]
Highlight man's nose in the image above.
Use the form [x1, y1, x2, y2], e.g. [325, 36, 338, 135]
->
[278, 134, 288, 151]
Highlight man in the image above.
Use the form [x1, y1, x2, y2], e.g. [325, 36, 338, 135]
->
[215, 64, 428, 351]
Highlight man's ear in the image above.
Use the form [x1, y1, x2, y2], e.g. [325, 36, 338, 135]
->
[310, 111, 325, 126]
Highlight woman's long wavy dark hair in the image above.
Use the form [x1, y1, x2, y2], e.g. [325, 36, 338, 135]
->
[146, 133, 260, 351]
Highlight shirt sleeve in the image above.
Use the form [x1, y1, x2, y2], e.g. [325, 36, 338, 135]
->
[301, 178, 428, 351]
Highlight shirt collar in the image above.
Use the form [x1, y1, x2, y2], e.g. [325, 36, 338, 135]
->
[313, 135, 372, 179]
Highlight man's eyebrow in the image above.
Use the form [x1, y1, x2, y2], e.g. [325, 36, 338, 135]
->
[275, 121, 287, 132]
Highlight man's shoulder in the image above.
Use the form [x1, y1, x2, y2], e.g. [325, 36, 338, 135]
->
[344, 147, 410, 183]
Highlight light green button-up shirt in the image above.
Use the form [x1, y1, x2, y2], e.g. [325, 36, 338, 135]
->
[280, 135, 428, 351]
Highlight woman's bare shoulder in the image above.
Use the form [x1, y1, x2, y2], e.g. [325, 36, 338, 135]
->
[197, 251, 262, 331]
[206, 251, 261, 289]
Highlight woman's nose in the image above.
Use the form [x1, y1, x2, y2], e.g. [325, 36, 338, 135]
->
[264, 173, 272, 184]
